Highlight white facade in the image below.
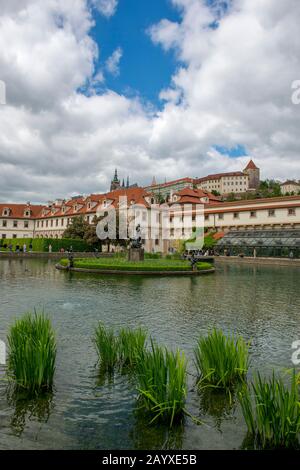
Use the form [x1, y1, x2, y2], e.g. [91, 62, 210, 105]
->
[204, 197, 300, 231]
[198, 173, 249, 195]
[280, 181, 300, 195]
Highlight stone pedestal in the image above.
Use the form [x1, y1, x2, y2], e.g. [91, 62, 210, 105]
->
[128, 248, 144, 262]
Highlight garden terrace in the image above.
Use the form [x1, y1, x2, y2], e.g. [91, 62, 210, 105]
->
[57, 257, 214, 275]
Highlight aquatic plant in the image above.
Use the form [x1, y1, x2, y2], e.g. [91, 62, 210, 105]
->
[194, 328, 249, 390]
[239, 371, 300, 449]
[93, 322, 119, 372]
[136, 340, 187, 426]
[7, 312, 56, 392]
[119, 327, 147, 369]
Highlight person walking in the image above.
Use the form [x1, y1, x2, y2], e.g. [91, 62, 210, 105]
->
[253, 247, 257, 258]
[48, 244, 52, 253]
[23, 243, 27, 253]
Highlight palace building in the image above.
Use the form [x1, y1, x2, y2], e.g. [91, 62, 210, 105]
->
[1, 167, 299, 253]
[145, 160, 260, 199]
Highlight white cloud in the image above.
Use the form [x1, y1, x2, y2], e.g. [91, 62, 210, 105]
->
[0, 0, 300, 203]
[105, 47, 123, 77]
[91, 0, 118, 18]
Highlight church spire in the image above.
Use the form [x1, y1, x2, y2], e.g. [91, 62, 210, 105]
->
[113, 168, 119, 182]
[126, 176, 129, 188]
[110, 168, 121, 192]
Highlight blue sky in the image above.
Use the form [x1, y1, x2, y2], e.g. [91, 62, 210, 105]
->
[89, 0, 246, 157]
[91, 0, 181, 105]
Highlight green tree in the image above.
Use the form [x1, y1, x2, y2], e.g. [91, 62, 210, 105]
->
[62, 216, 90, 239]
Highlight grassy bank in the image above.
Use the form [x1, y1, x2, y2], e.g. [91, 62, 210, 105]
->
[59, 257, 213, 272]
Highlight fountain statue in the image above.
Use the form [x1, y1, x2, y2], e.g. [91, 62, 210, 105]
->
[128, 224, 144, 261]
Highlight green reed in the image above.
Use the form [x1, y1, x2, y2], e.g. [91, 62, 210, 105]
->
[239, 371, 300, 449]
[194, 328, 249, 390]
[7, 312, 56, 392]
[136, 340, 187, 426]
[93, 322, 119, 373]
[119, 327, 147, 369]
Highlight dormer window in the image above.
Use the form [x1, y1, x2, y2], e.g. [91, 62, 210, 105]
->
[2, 208, 11, 217]
[24, 209, 31, 217]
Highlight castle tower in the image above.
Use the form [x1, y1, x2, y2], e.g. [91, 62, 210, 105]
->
[110, 169, 121, 192]
[244, 159, 260, 189]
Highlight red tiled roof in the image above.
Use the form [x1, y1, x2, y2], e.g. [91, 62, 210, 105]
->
[196, 171, 245, 183]
[173, 188, 222, 204]
[145, 177, 194, 189]
[244, 159, 258, 170]
[280, 180, 300, 186]
[213, 232, 225, 240]
[0, 203, 44, 218]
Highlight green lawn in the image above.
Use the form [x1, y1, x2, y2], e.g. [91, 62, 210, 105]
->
[59, 257, 213, 272]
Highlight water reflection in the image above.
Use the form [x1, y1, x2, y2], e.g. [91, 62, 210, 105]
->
[130, 410, 185, 450]
[7, 387, 54, 436]
[198, 388, 237, 429]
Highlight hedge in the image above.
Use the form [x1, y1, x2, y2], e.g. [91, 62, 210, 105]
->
[0, 238, 91, 252]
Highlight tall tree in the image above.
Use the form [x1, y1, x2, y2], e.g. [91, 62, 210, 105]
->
[62, 216, 90, 240]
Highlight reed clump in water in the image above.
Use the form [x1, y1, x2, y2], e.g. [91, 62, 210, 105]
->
[119, 327, 147, 369]
[194, 328, 249, 390]
[239, 371, 300, 449]
[136, 341, 187, 427]
[93, 322, 119, 373]
[7, 312, 56, 393]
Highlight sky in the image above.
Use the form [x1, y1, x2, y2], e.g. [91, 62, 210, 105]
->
[0, 0, 299, 203]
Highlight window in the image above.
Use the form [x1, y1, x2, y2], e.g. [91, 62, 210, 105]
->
[13, 220, 18, 227]
[250, 211, 257, 218]
[233, 212, 239, 219]
[218, 214, 224, 220]
[13, 234, 17, 239]
[2, 220, 7, 227]
[56, 219, 58, 227]
[37, 221, 40, 228]
[268, 209, 275, 217]
[288, 208, 296, 216]
[205, 215, 209, 221]
[61, 219, 64, 226]
[24, 221, 29, 228]
[2, 234, 6, 239]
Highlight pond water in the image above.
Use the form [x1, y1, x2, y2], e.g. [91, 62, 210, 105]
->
[0, 258, 299, 450]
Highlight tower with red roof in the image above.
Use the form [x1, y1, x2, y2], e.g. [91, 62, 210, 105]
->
[243, 160, 260, 189]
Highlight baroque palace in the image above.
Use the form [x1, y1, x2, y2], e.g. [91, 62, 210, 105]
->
[0, 163, 300, 252]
